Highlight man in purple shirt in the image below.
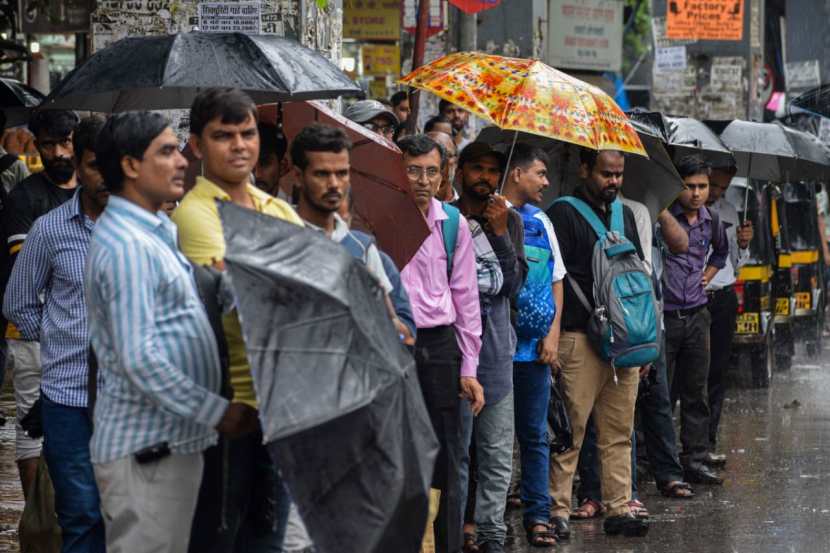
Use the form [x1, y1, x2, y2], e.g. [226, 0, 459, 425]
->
[397, 134, 483, 553]
[658, 155, 728, 485]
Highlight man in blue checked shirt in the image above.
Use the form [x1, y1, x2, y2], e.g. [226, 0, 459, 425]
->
[83, 112, 256, 553]
[4, 115, 107, 553]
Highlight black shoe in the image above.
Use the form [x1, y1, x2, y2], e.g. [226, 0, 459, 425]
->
[549, 516, 571, 540]
[705, 452, 727, 468]
[684, 463, 724, 485]
[478, 541, 505, 553]
[603, 513, 649, 537]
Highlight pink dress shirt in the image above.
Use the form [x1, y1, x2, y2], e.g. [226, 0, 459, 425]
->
[401, 198, 482, 377]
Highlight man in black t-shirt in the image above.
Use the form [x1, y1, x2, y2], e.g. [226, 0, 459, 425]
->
[2, 108, 78, 498]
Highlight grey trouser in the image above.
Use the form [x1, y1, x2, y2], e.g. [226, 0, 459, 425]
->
[94, 453, 203, 553]
[460, 391, 515, 545]
[7, 339, 42, 461]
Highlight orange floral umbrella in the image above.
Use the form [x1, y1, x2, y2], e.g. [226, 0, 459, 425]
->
[400, 51, 646, 156]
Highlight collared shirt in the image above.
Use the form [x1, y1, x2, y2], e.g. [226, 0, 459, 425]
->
[706, 197, 748, 290]
[304, 213, 393, 293]
[172, 176, 303, 407]
[85, 195, 227, 464]
[3, 190, 94, 407]
[401, 198, 482, 377]
[659, 203, 728, 311]
[548, 188, 643, 332]
[466, 218, 503, 297]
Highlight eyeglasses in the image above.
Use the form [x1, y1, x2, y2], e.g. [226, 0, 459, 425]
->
[405, 165, 441, 181]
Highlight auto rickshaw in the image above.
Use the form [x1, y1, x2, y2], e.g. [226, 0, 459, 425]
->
[726, 178, 776, 388]
[780, 180, 825, 357]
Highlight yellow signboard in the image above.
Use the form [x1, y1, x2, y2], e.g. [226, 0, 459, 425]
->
[736, 312, 759, 334]
[343, 0, 400, 40]
[776, 297, 790, 316]
[363, 44, 401, 75]
[795, 292, 811, 311]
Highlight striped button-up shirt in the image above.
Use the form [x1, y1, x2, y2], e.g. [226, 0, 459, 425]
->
[3, 190, 93, 407]
[85, 195, 228, 464]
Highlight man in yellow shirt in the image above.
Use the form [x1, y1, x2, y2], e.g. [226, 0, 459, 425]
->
[173, 88, 301, 553]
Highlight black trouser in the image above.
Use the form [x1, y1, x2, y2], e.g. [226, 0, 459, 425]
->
[415, 326, 463, 553]
[664, 307, 712, 467]
[707, 287, 738, 448]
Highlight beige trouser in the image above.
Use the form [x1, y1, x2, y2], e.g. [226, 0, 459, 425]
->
[94, 453, 203, 553]
[550, 332, 639, 518]
[420, 488, 441, 553]
[7, 339, 42, 461]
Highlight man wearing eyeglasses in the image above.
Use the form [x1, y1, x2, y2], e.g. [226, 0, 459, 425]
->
[397, 134, 483, 553]
[343, 100, 398, 142]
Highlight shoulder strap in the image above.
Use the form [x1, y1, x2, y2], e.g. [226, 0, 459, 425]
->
[552, 196, 608, 240]
[609, 200, 624, 234]
[708, 207, 723, 252]
[0, 154, 17, 175]
[566, 273, 593, 312]
[441, 202, 460, 278]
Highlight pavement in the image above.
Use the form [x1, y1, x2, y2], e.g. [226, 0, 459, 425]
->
[2, 344, 830, 553]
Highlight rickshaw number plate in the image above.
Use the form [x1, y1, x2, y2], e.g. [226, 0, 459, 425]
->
[736, 312, 760, 334]
[795, 292, 811, 311]
[776, 298, 790, 316]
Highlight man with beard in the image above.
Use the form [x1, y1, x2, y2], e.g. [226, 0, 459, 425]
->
[292, 123, 412, 344]
[3, 108, 79, 497]
[4, 115, 107, 553]
[546, 149, 648, 538]
[453, 143, 526, 553]
[439, 100, 472, 150]
[173, 88, 299, 553]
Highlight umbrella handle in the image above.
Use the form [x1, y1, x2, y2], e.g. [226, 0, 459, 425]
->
[498, 130, 519, 195]
[742, 153, 751, 225]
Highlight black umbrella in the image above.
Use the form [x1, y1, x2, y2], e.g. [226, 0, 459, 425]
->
[40, 33, 362, 112]
[1, 78, 44, 127]
[790, 84, 830, 118]
[218, 202, 438, 553]
[661, 115, 736, 169]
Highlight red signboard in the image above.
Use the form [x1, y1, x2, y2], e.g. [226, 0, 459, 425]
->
[448, 0, 502, 14]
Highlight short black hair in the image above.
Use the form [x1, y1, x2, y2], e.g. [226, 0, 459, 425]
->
[675, 154, 711, 179]
[390, 91, 408, 107]
[508, 143, 550, 172]
[74, 115, 106, 164]
[424, 115, 450, 133]
[189, 87, 258, 137]
[579, 148, 624, 170]
[398, 134, 447, 169]
[258, 122, 287, 166]
[95, 112, 170, 194]
[290, 123, 352, 171]
[438, 99, 453, 114]
[29, 109, 79, 139]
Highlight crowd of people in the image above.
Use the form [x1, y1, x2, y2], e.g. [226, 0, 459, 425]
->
[0, 85, 753, 553]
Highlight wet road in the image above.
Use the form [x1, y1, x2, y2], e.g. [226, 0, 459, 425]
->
[2, 348, 830, 553]
[506, 343, 830, 553]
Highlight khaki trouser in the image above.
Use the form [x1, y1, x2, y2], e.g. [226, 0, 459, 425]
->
[420, 488, 441, 553]
[549, 332, 639, 518]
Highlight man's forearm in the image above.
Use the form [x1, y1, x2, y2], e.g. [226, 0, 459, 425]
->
[658, 210, 689, 254]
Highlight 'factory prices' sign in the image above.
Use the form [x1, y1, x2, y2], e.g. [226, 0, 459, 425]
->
[666, 0, 744, 41]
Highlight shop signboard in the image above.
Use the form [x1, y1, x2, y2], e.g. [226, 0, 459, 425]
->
[666, 0, 744, 41]
[547, 0, 623, 72]
[21, 0, 92, 34]
[344, 0, 400, 41]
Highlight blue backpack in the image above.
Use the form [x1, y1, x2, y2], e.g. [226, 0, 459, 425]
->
[552, 197, 659, 373]
[514, 205, 556, 361]
[441, 202, 460, 278]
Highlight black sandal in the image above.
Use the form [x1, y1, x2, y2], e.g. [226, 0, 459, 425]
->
[660, 480, 695, 499]
[463, 532, 480, 553]
[525, 522, 557, 548]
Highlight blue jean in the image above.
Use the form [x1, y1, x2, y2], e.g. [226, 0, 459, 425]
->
[459, 391, 515, 545]
[513, 362, 551, 527]
[41, 393, 105, 553]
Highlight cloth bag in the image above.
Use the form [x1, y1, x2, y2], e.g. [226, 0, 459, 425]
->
[548, 375, 573, 455]
[18, 457, 61, 553]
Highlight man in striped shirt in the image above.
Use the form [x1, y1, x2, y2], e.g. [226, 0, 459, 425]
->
[85, 112, 255, 553]
[4, 116, 107, 553]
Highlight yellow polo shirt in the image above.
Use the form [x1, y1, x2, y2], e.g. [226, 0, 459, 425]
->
[172, 176, 303, 407]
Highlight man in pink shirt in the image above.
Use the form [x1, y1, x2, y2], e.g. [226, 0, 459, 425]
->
[398, 134, 483, 553]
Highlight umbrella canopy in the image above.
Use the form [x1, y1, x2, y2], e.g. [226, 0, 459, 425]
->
[659, 115, 736, 169]
[260, 101, 429, 269]
[716, 120, 799, 181]
[40, 33, 362, 112]
[400, 51, 646, 156]
[1, 78, 44, 128]
[790, 84, 830, 118]
[774, 122, 830, 181]
[476, 120, 682, 220]
[218, 202, 438, 553]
